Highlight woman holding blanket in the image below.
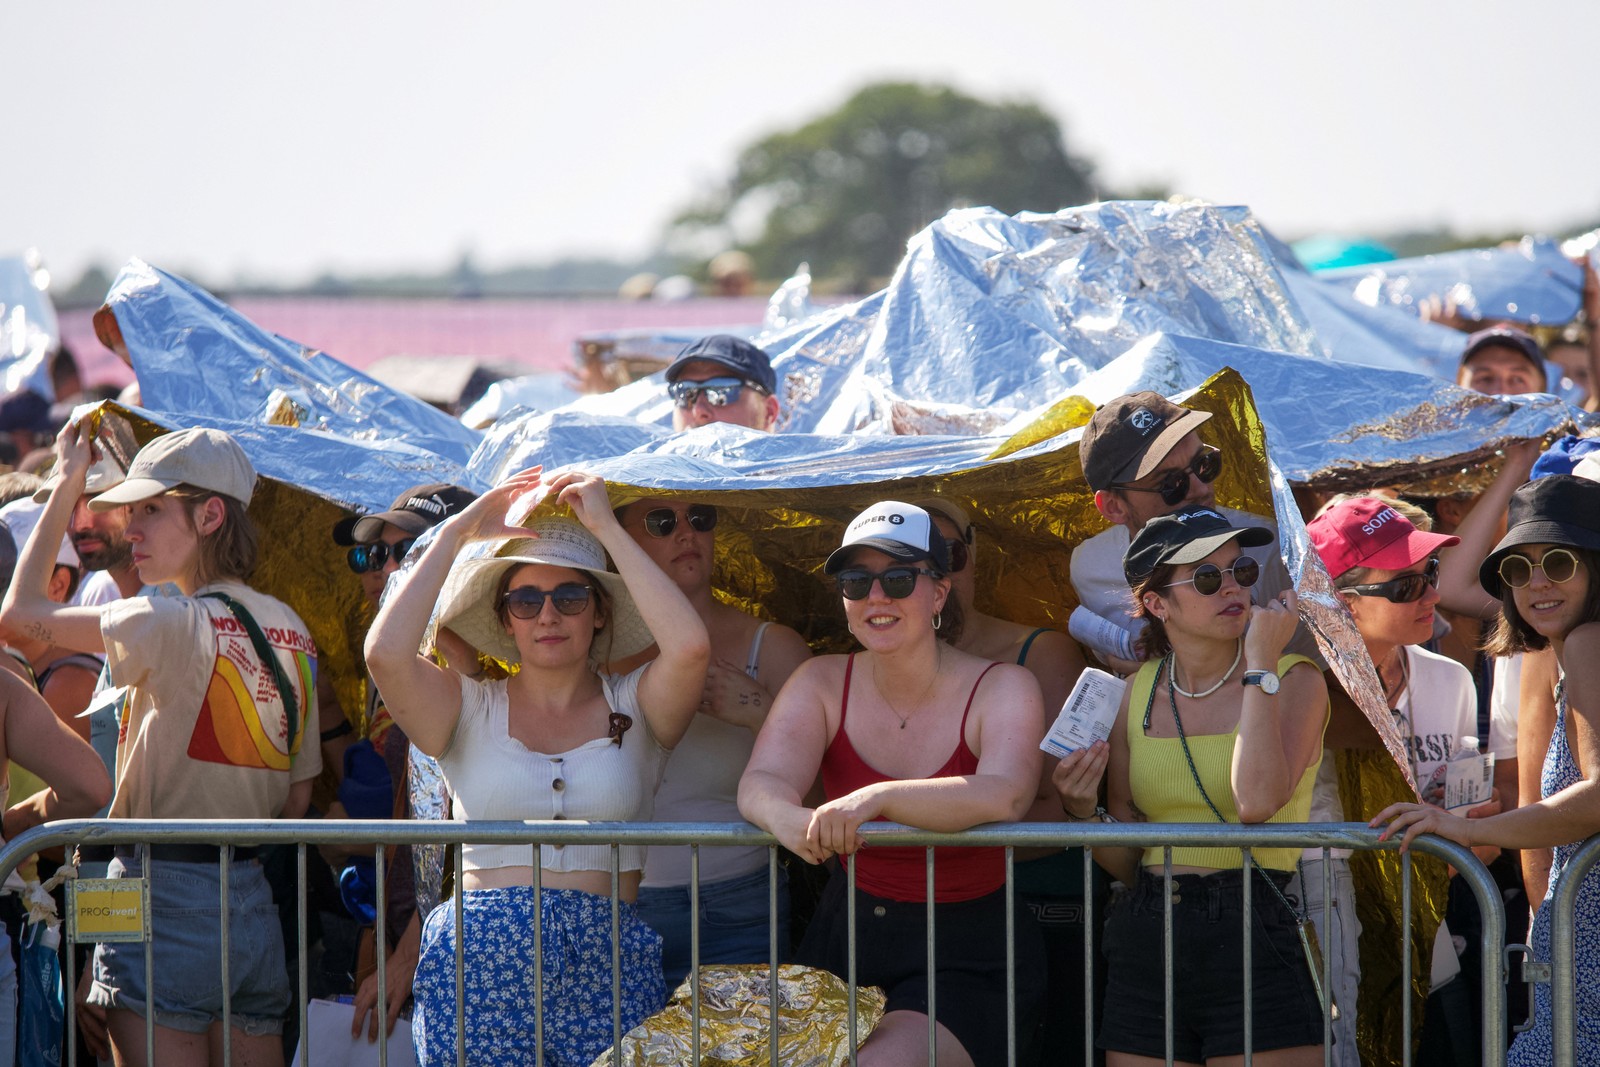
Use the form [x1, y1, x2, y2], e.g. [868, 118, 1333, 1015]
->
[1, 422, 320, 1067]
[364, 466, 708, 1067]
[1054, 504, 1328, 1065]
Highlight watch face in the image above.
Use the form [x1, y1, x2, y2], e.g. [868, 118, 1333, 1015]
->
[1246, 671, 1281, 694]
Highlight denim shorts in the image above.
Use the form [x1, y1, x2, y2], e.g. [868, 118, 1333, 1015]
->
[635, 863, 790, 986]
[87, 853, 289, 1036]
[1098, 867, 1323, 1061]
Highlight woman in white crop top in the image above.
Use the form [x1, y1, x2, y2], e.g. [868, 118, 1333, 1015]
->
[365, 467, 709, 1067]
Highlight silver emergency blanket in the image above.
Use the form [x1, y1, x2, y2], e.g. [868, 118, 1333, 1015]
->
[103, 259, 484, 503]
[580, 201, 1323, 434]
[1320, 235, 1585, 326]
[0, 253, 60, 400]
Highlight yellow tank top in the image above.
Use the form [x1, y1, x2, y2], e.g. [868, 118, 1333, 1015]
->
[1126, 653, 1325, 872]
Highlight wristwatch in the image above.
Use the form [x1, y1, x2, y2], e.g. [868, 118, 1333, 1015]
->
[1242, 669, 1281, 695]
[1065, 805, 1118, 823]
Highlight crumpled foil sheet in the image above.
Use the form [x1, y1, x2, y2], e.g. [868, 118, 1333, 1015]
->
[0, 254, 59, 399]
[1008, 330, 1597, 488]
[1320, 235, 1585, 326]
[590, 964, 886, 1067]
[104, 259, 483, 480]
[577, 201, 1321, 435]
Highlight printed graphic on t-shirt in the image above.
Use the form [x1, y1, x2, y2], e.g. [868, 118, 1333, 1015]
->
[187, 615, 315, 770]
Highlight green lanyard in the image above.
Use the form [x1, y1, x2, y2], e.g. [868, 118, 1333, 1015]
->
[202, 592, 303, 755]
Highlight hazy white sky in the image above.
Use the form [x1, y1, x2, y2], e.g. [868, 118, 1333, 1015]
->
[10, 1, 1596, 286]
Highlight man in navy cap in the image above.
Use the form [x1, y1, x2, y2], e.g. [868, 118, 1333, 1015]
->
[1456, 326, 1547, 396]
[665, 334, 780, 432]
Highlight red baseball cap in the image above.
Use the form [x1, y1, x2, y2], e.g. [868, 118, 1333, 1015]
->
[1307, 497, 1459, 579]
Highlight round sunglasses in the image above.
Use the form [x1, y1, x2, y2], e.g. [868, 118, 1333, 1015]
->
[642, 504, 718, 538]
[346, 538, 417, 574]
[835, 567, 939, 601]
[666, 377, 766, 409]
[1499, 547, 1582, 589]
[1111, 446, 1224, 507]
[1162, 556, 1260, 596]
[501, 583, 593, 619]
[943, 537, 970, 574]
[1343, 557, 1440, 603]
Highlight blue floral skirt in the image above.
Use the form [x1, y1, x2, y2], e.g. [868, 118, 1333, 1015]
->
[412, 886, 666, 1067]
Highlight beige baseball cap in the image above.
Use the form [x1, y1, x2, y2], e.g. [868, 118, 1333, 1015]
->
[88, 428, 256, 512]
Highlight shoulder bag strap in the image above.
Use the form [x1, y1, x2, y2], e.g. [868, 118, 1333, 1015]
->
[201, 592, 304, 754]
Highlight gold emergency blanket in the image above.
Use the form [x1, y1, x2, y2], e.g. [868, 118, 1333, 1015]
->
[590, 964, 887, 1067]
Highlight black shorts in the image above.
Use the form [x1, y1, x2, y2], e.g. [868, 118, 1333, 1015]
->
[796, 870, 1045, 1067]
[1098, 867, 1324, 1062]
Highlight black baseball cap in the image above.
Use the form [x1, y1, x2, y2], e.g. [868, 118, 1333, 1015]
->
[1123, 505, 1273, 584]
[1080, 392, 1213, 492]
[1479, 475, 1600, 598]
[349, 483, 479, 543]
[666, 334, 777, 396]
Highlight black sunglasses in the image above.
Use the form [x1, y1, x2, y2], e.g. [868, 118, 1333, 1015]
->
[501, 583, 593, 619]
[1499, 547, 1582, 589]
[667, 377, 765, 409]
[642, 504, 718, 538]
[346, 538, 417, 574]
[1111, 446, 1224, 507]
[1163, 556, 1261, 596]
[835, 567, 938, 601]
[1345, 557, 1441, 604]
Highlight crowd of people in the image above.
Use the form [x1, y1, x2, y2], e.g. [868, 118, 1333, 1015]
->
[0, 271, 1594, 1067]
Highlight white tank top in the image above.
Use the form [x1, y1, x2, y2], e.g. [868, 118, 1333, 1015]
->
[438, 665, 666, 874]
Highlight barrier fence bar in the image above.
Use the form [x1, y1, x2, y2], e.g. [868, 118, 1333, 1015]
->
[1550, 834, 1600, 1065]
[0, 818, 1511, 1067]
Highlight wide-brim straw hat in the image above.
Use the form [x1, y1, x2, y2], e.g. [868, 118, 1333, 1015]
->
[436, 519, 652, 664]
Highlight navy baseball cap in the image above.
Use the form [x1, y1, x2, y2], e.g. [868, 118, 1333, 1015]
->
[666, 335, 777, 395]
[1461, 327, 1544, 378]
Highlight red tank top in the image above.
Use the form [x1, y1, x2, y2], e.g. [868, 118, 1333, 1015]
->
[820, 654, 1005, 903]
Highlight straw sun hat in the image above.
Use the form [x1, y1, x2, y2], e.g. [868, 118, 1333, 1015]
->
[436, 518, 652, 664]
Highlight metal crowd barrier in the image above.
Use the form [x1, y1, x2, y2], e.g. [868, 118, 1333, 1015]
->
[0, 819, 1508, 1067]
[1549, 833, 1600, 1064]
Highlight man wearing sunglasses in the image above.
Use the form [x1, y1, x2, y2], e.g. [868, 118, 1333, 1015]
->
[610, 496, 812, 983]
[1070, 391, 1308, 672]
[665, 334, 781, 433]
[334, 480, 478, 1044]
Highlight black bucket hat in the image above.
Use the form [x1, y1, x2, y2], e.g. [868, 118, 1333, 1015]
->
[1479, 475, 1600, 598]
[1123, 505, 1274, 585]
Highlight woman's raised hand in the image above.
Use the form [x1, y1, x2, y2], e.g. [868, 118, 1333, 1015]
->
[451, 466, 544, 542]
[546, 470, 623, 534]
[52, 419, 98, 488]
[1245, 587, 1299, 665]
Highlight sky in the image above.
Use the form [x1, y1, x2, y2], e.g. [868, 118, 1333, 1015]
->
[10, 1, 1597, 288]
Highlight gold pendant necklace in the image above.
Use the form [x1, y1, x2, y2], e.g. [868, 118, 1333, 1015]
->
[873, 649, 941, 729]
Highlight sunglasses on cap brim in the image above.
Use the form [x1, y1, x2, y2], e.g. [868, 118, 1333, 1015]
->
[1111, 446, 1224, 507]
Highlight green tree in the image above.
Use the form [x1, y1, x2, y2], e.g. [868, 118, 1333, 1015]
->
[667, 81, 1102, 286]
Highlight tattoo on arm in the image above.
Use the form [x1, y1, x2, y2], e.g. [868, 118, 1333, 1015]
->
[24, 622, 52, 644]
